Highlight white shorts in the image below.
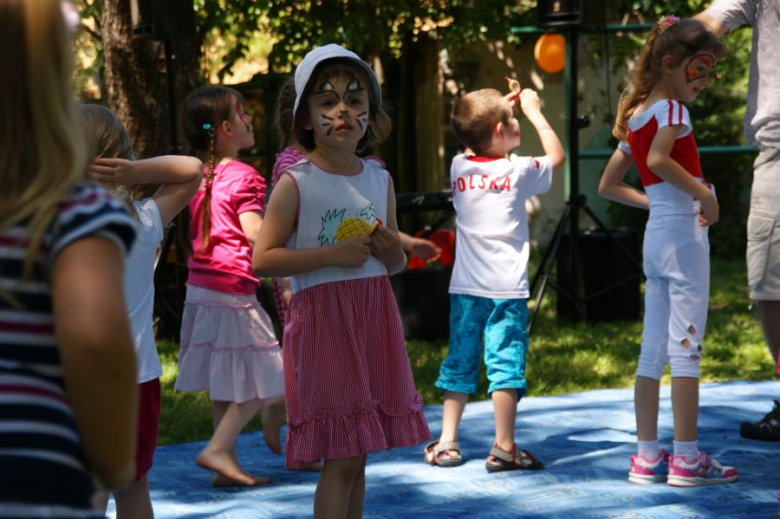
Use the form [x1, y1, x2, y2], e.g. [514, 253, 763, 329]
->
[748, 147, 780, 301]
[638, 214, 709, 380]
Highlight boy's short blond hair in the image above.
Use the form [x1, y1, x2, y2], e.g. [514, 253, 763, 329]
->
[450, 89, 513, 155]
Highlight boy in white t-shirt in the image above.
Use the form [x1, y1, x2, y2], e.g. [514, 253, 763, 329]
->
[424, 87, 564, 472]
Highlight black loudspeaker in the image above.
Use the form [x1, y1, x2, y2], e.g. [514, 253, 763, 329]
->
[557, 229, 641, 322]
[537, 0, 606, 29]
[130, 0, 196, 39]
[390, 265, 452, 341]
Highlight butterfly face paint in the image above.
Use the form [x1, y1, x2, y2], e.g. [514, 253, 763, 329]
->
[685, 54, 715, 83]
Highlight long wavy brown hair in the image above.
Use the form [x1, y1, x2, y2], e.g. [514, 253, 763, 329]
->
[0, 0, 86, 279]
[613, 18, 727, 142]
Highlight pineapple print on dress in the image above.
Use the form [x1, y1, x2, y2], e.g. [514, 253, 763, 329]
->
[318, 205, 379, 246]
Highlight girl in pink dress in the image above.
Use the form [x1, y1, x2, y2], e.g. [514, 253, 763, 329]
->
[176, 86, 285, 487]
[253, 44, 431, 517]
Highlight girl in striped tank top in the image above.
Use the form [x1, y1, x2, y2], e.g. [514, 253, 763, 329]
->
[254, 44, 431, 517]
[0, 1, 138, 516]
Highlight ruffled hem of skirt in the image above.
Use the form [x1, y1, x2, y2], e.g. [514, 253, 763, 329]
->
[285, 394, 431, 469]
[174, 342, 284, 403]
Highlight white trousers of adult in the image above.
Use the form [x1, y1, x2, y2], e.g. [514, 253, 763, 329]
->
[638, 214, 709, 380]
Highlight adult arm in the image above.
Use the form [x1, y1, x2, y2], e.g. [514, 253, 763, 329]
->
[694, 12, 729, 37]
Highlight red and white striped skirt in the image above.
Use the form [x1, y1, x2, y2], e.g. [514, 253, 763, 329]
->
[282, 276, 431, 469]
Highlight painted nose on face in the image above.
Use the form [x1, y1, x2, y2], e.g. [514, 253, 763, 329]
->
[339, 108, 350, 119]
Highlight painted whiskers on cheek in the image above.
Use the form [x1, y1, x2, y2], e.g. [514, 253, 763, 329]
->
[319, 115, 334, 135]
[357, 112, 368, 131]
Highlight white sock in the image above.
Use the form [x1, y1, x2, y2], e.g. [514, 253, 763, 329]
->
[673, 440, 699, 462]
[637, 439, 661, 459]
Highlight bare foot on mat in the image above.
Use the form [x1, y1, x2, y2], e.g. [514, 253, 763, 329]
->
[211, 472, 271, 488]
[197, 450, 267, 487]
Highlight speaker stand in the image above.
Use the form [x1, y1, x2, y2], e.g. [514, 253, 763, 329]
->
[526, 27, 643, 333]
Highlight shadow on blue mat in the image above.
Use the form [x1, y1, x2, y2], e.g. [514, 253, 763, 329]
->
[110, 381, 779, 518]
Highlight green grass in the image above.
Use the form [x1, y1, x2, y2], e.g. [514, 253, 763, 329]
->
[156, 255, 774, 446]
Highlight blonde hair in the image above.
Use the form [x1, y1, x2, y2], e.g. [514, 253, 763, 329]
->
[0, 0, 87, 277]
[81, 104, 141, 216]
[613, 17, 727, 141]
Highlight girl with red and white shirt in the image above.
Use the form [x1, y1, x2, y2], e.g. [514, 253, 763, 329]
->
[599, 16, 737, 487]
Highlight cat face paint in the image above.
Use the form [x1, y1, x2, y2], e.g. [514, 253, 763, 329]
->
[307, 74, 370, 149]
[685, 54, 715, 83]
[318, 114, 335, 135]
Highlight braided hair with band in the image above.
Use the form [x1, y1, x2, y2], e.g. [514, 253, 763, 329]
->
[181, 86, 245, 252]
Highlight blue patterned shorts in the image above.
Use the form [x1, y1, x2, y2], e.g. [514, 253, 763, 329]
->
[435, 294, 528, 396]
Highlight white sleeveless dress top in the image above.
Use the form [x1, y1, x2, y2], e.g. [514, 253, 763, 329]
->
[285, 158, 389, 294]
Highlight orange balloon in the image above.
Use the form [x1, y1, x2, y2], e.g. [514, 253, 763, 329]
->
[534, 33, 565, 74]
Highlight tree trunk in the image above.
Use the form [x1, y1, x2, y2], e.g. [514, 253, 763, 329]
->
[101, 0, 199, 158]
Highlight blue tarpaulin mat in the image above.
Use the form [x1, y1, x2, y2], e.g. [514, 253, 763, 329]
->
[110, 381, 779, 518]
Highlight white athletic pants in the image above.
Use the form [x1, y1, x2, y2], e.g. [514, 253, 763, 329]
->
[638, 214, 709, 380]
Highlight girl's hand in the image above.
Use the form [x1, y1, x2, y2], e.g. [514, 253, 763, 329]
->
[87, 158, 139, 186]
[406, 237, 441, 263]
[332, 235, 372, 268]
[699, 194, 719, 226]
[369, 225, 403, 264]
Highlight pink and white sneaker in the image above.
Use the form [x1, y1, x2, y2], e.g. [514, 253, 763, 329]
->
[628, 450, 670, 484]
[667, 452, 738, 487]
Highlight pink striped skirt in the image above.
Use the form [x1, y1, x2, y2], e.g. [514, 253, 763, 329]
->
[283, 276, 431, 469]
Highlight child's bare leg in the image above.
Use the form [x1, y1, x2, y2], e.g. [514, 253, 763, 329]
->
[440, 390, 468, 442]
[114, 474, 153, 519]
[492, 388, 518, 451]
[197, 399, 269, 486]
[425, 390, 468, 462]
[211, 401, 236, 459]
[314, 456, 365, 519]
[346, 455, 368, 519]
[260, 394, 285, 454]
[671, 377, 698, 442]
[635, 375, 661, 441]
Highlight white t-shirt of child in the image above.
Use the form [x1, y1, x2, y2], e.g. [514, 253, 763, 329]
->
[449, 153, 553, 299]
[127, 198, 164, 383]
